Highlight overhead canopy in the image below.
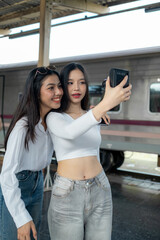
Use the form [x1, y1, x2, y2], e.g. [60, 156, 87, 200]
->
[0, 0, 159, 66]
[1, 0, 153, 32]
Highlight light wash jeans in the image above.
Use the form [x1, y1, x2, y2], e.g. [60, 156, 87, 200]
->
[0, 170, 43, 240]
[48, 170, 112, 240]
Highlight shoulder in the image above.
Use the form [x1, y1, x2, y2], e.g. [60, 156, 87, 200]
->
[16, 117, 27, 126]
[46, 112, 68, 130]
[46, 112, 64, 122]
[6, 118, 27, 146]
[15, 117, 27, 130]
[10, 117, 27, 136]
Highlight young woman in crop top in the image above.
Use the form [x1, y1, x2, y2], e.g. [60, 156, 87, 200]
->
[0, 67, 63, 240]
[46, 62, 132, 240]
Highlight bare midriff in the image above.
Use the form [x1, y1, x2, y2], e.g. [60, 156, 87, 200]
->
[57, 156, 102, 180]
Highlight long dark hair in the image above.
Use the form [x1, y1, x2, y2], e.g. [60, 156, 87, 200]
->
[5, 67, 60, 150]
[59, 62, 89, 112]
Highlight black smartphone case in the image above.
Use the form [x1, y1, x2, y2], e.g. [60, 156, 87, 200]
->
[109, 68, 129, 88]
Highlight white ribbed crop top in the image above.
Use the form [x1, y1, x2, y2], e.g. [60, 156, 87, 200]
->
[46, 110, 101, 162]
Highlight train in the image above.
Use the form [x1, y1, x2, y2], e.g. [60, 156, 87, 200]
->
[0, 46, 160, 171]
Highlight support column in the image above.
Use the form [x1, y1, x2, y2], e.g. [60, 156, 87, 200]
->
[158, 155, 160, 167]
[38, 0, 52, 67]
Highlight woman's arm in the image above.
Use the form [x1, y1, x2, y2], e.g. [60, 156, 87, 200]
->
[0, 122, 33, 228]
[46, 110, 100, 140]
[47, 76, 131, 140]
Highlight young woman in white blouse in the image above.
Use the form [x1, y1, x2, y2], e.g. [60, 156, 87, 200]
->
[46, 62, 132, 240]
[0, 67, 63, 240]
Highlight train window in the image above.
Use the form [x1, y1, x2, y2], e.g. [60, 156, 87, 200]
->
[89, 85, 120, 111]
[89, 85, 103, 106]
[149, 83, 160, 113]
[89, 85, 103, 94]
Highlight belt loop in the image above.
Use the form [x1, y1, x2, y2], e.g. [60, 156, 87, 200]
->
[70, 181, 74, 191]
[53, 172, 57, 180]
[32, 170, 40, 192]
[95, 177, 100, 187]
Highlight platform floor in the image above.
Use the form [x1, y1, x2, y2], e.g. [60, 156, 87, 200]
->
[40, 170, 160, 240]
[119, 151, 160, 176]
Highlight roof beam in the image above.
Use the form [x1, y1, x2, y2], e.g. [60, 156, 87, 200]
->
[52, 0, 109, 14]
[105, 0, 138, 7]
[0, 6, 40, 29]
[0, 29, 11, 35]
[0, 6, 40, 22]
[0, 0, 37, 15]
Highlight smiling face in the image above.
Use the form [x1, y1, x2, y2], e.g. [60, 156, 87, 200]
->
[67, 69, 87, 105]
[39, 74, 63, 116]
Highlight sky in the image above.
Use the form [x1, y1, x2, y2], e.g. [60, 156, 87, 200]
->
[0, 0, 160, 65]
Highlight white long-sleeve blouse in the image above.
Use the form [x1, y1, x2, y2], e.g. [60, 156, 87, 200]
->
[0, 117, 53, 228]
[47, 110, 101, 162]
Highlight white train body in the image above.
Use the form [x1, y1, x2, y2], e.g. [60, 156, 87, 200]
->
[0, 47, 160, 169]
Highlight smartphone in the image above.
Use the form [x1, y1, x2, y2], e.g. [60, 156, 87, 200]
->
[102, 68, 129, 88]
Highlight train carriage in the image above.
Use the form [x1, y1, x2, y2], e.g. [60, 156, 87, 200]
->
[0, 46, 160, 170]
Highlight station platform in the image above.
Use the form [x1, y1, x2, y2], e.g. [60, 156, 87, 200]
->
[0, 150, 160, 240]
[40, 167, 160, 240]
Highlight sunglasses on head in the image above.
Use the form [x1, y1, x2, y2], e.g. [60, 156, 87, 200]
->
[34, 66, 56, 79]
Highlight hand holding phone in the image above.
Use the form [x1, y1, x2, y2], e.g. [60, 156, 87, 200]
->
[102, 68, 129, 88]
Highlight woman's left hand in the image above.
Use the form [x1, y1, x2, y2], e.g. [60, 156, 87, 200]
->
[17, 221, 37, 240]
[102, 112, 110, 125]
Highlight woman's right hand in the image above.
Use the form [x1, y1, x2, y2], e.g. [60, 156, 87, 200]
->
[92, 75, 132, 122]
[17, 221, 37, 240]
[103, 75, 132, 110]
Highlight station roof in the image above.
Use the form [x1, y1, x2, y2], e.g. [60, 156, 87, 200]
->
[1, 0, 159, 35]
[0, 0, 159, 67]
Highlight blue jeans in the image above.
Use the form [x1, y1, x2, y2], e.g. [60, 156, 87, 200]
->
[0, 170, 43, 240]
[48, 170, 112, 240]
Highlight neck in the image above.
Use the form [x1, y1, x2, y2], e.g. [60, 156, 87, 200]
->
[40, 110, 48, 130]
[66, 103, 83, 114]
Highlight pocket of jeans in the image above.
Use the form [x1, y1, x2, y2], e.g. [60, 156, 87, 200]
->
[16, 170, 32, 181]
[52, 179, 73, 198]
[96, 174, 110, 192]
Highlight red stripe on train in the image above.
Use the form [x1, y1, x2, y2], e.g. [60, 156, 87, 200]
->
[0, 115, 13, 119]
[110, 119, 160, 127]
[1, 115, 160, 127]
